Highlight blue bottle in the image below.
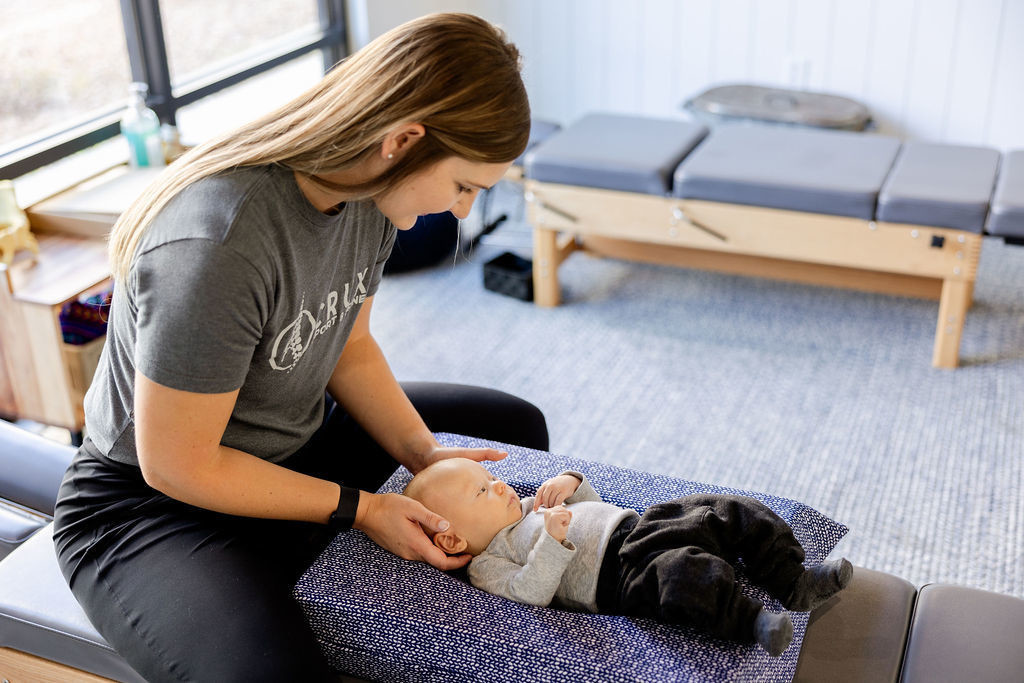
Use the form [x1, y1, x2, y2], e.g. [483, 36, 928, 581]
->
[120, 83, 165, 168]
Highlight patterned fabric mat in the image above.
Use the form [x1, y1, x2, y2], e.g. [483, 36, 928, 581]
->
[295, 434, 847, 682]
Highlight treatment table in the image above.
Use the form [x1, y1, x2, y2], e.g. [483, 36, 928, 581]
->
[523, 114, 1024, 369]
[2, 421, 1023, 681]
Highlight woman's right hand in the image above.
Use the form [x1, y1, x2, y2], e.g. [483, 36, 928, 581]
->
[353, 492, 471, 571]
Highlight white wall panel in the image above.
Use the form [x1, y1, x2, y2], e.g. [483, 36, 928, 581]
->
[861, 0, 915, 136]
[359, 0, 1024, 149]
[639, 0, 681, 116]
[604, 0, 644, 113]
[989, 0, 1024, 150]
[533, 0, 573, 124]
[713, 0, 755, 85]
[902, 0, 959, 141]
[944, 0, 1006, 146]
[827, 0, 873, 100]
[672, 0, 716, 112]
[749, 0, 797, 86]
[567, 0, 607, 120]
[789, 0, 833, 90]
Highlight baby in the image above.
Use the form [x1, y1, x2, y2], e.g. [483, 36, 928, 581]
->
[403, 458, 852, 656]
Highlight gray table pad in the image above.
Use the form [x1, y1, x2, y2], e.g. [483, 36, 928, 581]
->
[0, 524, 145, 682]
[515, 118, 561, 166]
[900, 584, 1024, 682]
[525, 113, 709, 195]
[877, 141, 1000, 233]
[987, 149, 1024, 239]
[672, 123, 902, 220]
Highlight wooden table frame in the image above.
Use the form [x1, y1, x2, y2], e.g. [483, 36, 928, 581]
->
[526, 180, 982, 369]
[0, 646, 117, 683]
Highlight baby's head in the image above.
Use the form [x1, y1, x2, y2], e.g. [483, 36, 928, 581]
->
[404, 458, 523, 556]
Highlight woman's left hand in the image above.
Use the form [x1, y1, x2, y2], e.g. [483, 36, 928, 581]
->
[410, 445, 508, 474]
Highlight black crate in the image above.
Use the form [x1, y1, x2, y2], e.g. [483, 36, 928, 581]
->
[483, 252, 533, 302]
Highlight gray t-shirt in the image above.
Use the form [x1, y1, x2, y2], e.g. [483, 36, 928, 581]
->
[85, 164, 397, 465]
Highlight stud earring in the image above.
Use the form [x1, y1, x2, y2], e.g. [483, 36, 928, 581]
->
[387, 153, 394, 160]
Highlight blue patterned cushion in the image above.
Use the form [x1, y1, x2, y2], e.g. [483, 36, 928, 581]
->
[295, 434, 848, 682]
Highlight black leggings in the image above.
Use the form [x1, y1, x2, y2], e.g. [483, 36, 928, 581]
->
[53, 382, 547, 683]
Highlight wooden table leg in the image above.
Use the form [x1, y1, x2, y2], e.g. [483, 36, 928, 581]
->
[932, 278, 973, 369]
[533, 226, 560, 307]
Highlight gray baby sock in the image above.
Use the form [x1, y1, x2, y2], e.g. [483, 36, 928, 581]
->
[786, 557, 853, 611]
[754, 609, 793, 656]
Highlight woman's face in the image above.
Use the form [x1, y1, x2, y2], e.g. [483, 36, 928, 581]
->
[373, 157, 511, 229]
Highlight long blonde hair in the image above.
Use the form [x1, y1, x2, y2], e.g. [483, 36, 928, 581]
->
[108, 12, 530, 280]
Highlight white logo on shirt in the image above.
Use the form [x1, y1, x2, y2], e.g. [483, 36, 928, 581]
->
[269, 268, 368, 371]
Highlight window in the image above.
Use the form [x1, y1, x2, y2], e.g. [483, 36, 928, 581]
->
[175, 51, 325, 144]
[161, 0, 320, 84]
[0, 1, 132, 156]
[0, 0, 347, 180]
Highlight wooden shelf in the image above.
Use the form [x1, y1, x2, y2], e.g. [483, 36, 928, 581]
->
[0, 232, 111, 430]
[5, 233, 110, 306]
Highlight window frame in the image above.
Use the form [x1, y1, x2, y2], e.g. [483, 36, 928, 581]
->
[0, 0, 347, 179]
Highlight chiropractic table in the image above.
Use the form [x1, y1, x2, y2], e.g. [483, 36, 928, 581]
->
[2, 422, 1023, 682]
[522, 114, 1024, 369]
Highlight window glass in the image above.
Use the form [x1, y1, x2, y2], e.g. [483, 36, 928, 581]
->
[161, 0, 321, 84]
[175, 51, 324, 146]
[0, 0, 132, 151]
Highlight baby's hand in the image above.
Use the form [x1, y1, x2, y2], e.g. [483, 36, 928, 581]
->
[533, 474, 582, 511]
[543, 505, 572, 543]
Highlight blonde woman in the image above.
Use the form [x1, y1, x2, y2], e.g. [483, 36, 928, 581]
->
[53, 14, 546, 681]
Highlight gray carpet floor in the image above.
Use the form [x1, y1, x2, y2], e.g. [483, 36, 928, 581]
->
[372, 193, 1024, 600]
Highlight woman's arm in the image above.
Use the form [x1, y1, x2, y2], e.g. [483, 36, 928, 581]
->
[325, 295, 439, 472]
[135, 373, 466, 569]
[325, 295, 510, 568]
[135, 372, 340, 522]
[326, 295, 506, 474]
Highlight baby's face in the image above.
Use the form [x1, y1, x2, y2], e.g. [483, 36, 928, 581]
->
[422, 459, 524, 555]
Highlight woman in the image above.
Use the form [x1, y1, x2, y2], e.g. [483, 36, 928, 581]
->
[53, 13, 547, 681]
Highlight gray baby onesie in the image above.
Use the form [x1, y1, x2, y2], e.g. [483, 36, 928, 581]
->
[468, 472, 638, 612]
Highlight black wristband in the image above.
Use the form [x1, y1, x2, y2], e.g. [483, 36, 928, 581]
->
[327, 486, 361, 531]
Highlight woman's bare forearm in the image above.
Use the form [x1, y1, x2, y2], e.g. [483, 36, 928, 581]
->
[135, 371, 342, 523]
[142, 442, 342, 523]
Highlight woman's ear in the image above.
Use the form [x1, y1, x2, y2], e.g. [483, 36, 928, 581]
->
[432, 529, 468, 555]
[381, 123, 426, 159]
